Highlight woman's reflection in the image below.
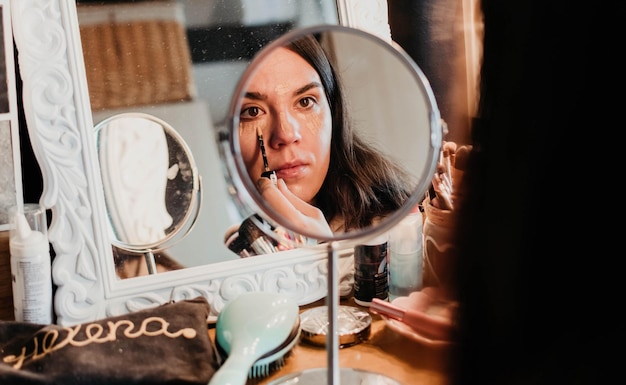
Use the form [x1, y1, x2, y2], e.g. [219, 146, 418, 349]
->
[227, 33, 416, 255]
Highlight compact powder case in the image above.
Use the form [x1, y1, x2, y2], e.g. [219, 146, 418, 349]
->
[299, 305, 372, 348]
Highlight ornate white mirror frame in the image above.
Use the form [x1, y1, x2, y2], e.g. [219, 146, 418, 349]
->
[11, 0, 392, 326]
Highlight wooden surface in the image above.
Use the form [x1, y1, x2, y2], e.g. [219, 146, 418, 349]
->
[1, 231, 452, 384]
[0, 231, 13, 321]
[210, 296, 453, 385]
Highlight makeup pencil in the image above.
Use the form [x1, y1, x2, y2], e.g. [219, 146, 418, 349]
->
[257, 127, 269, 172]
[256, 127, 277, 183]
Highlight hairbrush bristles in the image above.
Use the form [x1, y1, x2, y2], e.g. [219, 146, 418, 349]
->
[247, 317, 301, 379]
[248, 350, 289, 379]
[215, 315, 301, 380]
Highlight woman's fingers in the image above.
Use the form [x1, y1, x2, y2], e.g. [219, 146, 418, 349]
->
[256, 177, 297, 216]
[276, 179, 325, 219]
[256, 177, 332, 237]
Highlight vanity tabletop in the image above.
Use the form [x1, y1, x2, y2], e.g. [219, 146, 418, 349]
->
[0, 229, 452, 385]
[208, 296, 453, 385]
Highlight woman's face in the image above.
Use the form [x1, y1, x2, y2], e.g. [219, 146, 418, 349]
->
[238, 46, 333, 204]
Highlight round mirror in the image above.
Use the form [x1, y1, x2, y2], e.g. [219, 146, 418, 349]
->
[95, 112, 202, 274]
[221, 25, 442, 246]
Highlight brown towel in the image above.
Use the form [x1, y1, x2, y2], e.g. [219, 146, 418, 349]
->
[0, 296, 218, 384]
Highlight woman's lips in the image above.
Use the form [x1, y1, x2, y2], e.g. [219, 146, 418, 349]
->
[274, 162, 308, 179]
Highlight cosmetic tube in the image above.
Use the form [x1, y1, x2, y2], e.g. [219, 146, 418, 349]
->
[370, 298, 452, 341]
[9, 204, 53, 324]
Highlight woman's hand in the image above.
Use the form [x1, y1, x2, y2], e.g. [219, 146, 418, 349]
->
[256, 177, 333, 239]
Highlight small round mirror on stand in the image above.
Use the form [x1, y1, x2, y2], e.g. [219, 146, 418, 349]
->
[220, 25, 442, 384]
[95, 112, 202, 278]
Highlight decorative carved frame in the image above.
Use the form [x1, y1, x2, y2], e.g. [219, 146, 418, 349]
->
[11, 0, 392, 325]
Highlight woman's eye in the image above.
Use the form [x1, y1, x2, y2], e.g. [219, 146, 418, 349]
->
[298, 97, 316, 109]
[240, 106, 264, 119]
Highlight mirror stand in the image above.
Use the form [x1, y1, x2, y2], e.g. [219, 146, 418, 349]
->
[144, 251, 157, 275]
[280, 241, 395, 385]
[268, 241, 399, 385]
[327, 242, 340, 385]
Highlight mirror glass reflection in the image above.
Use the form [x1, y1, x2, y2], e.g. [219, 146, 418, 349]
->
[76, 0, 340, 270]
[224, 25, 441, 246]
[95, 113, 201, 278]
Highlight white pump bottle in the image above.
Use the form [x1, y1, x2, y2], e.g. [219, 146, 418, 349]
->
[9, 204, 53, 324]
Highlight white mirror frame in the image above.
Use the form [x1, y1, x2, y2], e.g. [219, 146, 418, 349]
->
[11, 0, 391, 326]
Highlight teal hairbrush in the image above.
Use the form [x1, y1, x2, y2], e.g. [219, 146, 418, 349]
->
[209, 292, 301, 385]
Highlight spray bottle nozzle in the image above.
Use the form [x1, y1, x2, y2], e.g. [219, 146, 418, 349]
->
[15, 213, 33, 240]
[10, 211, 49, 256]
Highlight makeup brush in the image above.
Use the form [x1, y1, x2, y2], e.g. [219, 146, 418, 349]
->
[453, 145, 471, 171]
[236, 215, 279, 256]
[442, 141, 457, 180]
[452, 145, 471, 185]
[442, 141, 458, 154]
[433, 164, 453, 210]
[257, 127, 277, 183]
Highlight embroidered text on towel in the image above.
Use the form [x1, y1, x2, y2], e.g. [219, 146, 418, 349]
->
[3, 316, 197, 369]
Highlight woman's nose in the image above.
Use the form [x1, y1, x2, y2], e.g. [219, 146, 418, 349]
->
[270, 111, 301, 147]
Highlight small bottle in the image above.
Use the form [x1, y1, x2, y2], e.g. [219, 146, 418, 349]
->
[353, 232, 389, 307]
[388, 204, 423, 301]
[9, 204, 53, 324]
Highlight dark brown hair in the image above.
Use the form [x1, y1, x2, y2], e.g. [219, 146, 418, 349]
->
[286, 34, 413, 231]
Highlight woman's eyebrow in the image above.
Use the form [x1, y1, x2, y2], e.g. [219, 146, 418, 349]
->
[244, 91, 266, 101]
[294, 82, 323, 96]
[244, 82, 322, 100]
